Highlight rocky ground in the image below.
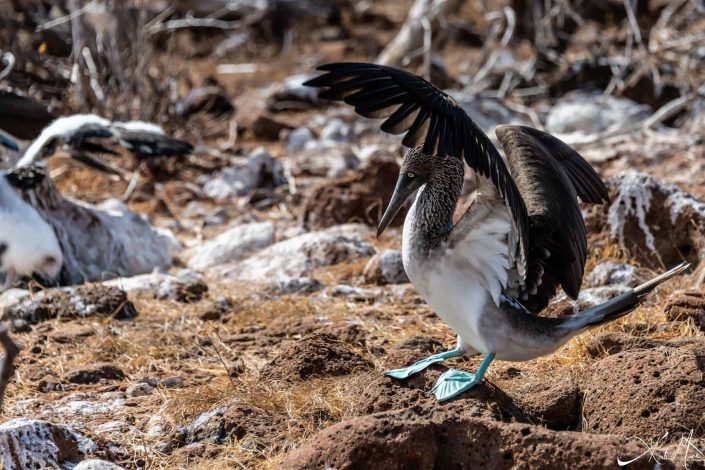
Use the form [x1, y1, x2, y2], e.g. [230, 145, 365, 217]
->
[2, 1, 705, 469]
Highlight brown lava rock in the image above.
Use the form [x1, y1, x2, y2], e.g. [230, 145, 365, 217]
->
[396, 336, 444, 354]
[261, 333, 372, 381]
[278, 408, 659, 469]
[582, 340, 705, 441]
[185, 401, 293, 452]
[664, 290, 705, 330]
[584, 171, 705, 269]
[37, 375, 64, 392]
[508, 375, 581, 430]
[64, 363, 126, 384]
[584, 332, 699, 358]
[584, 332, 664, 358]
[6, 285, 138, 324]
[48, 324, 96, 344]
[301, 159, 401, 230]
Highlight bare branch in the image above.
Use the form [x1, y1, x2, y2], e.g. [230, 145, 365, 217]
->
[0, 325, 21, 413]
[376, 0, 462, 68]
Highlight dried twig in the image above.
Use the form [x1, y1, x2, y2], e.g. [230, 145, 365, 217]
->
[0, 51, 14, 80]
[642, 95, 691, 132]
[376, 0, 462, 68]
[148, 16, 245, 35]
[35, 0, 98, 31]
[0, 325, 21, 413]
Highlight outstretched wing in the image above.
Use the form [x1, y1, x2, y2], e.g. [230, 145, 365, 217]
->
[304, 62, 531, 279]
[495, 125, 609, 312]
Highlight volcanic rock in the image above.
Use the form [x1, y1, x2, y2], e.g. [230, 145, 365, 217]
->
[585, 171, 705, 268]
[664, 290, 705, 330]
[2, 285, 137, 324]
[219, 224, 374, 287]
[278, 409, 658, 469]
[188, 221, 275, 270]
[362, 250, 409, 285]
[65, 363, 126, 384]
[73, 460, 127, 470]
[261, 333, 372, 381]
[301, 159, 400, 230]
[582, 340, 705, 441]
[546, 90, 651, 142]
[0, 419, 96, 470]
[185, 401, 292, 450]
[200, 148, 286, 200]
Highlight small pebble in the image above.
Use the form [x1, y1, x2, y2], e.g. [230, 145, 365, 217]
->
[160, 376, 185, 388]
[126, 383, 153, 397]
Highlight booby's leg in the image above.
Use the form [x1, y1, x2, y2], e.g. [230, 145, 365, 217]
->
[431, 353, 495, 402]
[385, 336, 467, 380]
[2, 269, 16, 291]
[121, 162, 144, 202]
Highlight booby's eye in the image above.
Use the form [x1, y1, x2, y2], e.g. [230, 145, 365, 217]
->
[407, 172, 416, 178]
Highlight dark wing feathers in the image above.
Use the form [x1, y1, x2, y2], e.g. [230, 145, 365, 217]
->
[495, 125, 607, 311]
[67, 123, 114, 150]
[304, 62, 531, 278]
[511, 126, 609, 204]
[117, 130, 193, 159]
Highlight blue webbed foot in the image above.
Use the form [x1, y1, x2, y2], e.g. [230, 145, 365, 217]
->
[385, 347, 464, 380]
[431, 369, 480, 401]
[431, 353, 495, 401]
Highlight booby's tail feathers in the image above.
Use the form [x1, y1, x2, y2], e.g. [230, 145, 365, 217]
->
[567, 262, 689, 330]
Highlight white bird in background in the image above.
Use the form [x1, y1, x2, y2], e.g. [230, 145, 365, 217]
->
[0, 168, 63, 290]
[12, 113, 194, 199]
[16, 113, 193, 171]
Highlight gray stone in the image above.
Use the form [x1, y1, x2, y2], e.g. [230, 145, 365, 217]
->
[187, 221, 275, 271]
[286, 127, 314, 151]
[588, 261, 641, 287]
[546, 91, 651, 141]
[201, 148, 286, 200]
[220, 224, 374, 287]
[270, 277, 323, 295]
[74, 459, 127, 470]
[319, 118, 352, 144]
[161, 376, 185, 388]
[363, 250, 409, 285]
[126, 383, 153, 397]
[0, 418, 96, 470]
[293, 147, 360, 178]
[326, 284, 381, 301]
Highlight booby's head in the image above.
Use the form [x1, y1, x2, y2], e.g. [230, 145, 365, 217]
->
[377, 147, 436, 237]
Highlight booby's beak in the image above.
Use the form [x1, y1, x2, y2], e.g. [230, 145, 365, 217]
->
[70, 154, 127, 180]
[377, 172, 423, 238]
[0, 133, 19, 151]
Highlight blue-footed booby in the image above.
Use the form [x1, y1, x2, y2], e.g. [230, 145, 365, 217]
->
[304, 63, 689, 401]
